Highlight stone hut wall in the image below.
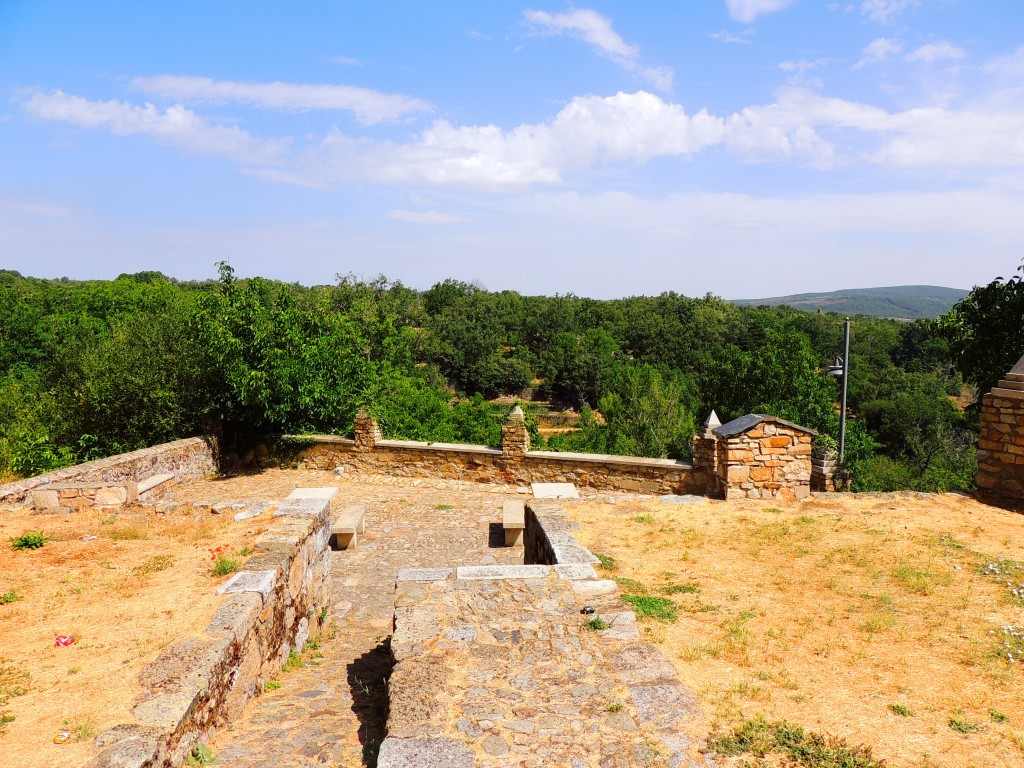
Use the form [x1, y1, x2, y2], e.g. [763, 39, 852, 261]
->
[713, 415, 814, 500]
[0, 436, 218, 508]
[91, 493, 333, 768]
[977, 390, 1024, 499]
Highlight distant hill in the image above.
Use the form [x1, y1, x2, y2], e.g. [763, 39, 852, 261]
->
[732, 285, 969, 319]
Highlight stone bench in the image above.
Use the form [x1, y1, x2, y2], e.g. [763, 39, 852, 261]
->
[502, 500, 525, 546]
[331, 504, 366, 550]
[137, 472, 176, 501]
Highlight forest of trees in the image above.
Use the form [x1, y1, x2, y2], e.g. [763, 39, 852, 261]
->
[2, 261, 1020, 492]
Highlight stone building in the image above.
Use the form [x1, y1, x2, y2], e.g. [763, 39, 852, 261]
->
[976, 353, 1024, 501]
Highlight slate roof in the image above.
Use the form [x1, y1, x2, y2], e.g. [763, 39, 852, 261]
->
[713, 413, 817, 439]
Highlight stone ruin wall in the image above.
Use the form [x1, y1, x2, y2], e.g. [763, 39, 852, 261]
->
[0, 436, 218, 508]
[91, 492, 333, 768]
[976, 356, 1024, 502]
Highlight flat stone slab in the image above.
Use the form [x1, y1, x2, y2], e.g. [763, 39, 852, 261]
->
[659, 494, 706, 505]
[531, 482, 580, 499]
[272, 497, 329, 517]
[554, 563, 598, 580]
[216, 570, 277, 601]
[377, 737, 474, 768]
[286, 487, 339, 501]
[397, 568, 453, 582]
[233, 500, 272, 521]
[456, 564, 550, 580]
[571, 579, 618, 597]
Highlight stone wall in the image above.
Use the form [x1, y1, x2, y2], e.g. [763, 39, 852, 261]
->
[91, 491, 333, 768]
[713, 414, 814, 500]
[0, 436, 217, 508]
[379, 502, 704, 766]
[291, 413, 702, 496]
[977, 355, 1024, 501]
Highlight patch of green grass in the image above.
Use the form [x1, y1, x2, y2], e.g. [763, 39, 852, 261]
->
[621, 594, 678, 622]
[186, 743, 217, 765]
[981, 559, 1024, 607]
[0, 591, 21, 605]
[990, 709, 1008, 723]
[604, 700, 623, 712]
[283, 650, 303, 671]
[990, 625, 1024, 664]
[434, 504, 454, 510]
[755, 521, 791, 542]
[634, 514, 656, 524]
[211, 555, 239, 577]
[9, 531, 49, 550]
[888, 703, 914, 717]
[0, 713, 13, 734]
[708, 716, 887, 767]
[263, 680, 281, 692]
[594, 553, 617, 571]
[586, 616, 610, 631]
[661, 583, 699, 595]
[615, 577, 647, 595]
[891, 563, 949, 596]
[948, 717, 985, 734]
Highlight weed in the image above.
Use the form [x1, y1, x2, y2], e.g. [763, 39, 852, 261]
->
[594, 552, 617, 571]
[100, 514, 118, 525]
[724, 616, 752, 651]
[435, 504, 454, 510]
[0, 658, 29, 704]
[133, 554, 175, 577]
[107, 525, 148, 541]
[621, 595, 678, 622]
[948, 717, 985, 734]
[318, 606, 329, 625]
[861, 614, 897, 635]
[283, 650, 302, 671]
[707, 716, 886, 767]
[634, 514, 655, 524]
[661, 583, 699, 595]
[755, 521, 791, 542]
[209, 545, 239, 577]
[892, 562, 948, 596]
[615, 577, 647, 595]
[888, 703, 915, 717]
[186, 743, 217, 765]
[0, 591, 21, 605]
[739, 610, 758, 620]
[263, 680, 281, 692]
[991, 709, 1009, 723]
[67, 667, 80, 676]
[70, 720, 95, 740]
[604, 700, 623, 712]
[991, 625, 1024, 664]
[586, 616, 610, 631]
[9, 531, 49, 550]
[238, 545, 254, 556]
[0, 713, 13, 734]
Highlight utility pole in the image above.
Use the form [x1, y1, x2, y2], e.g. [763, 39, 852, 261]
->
[839, 317, 849, 462]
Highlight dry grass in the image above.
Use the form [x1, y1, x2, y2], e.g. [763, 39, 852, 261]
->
[569, 492, 1024, 768]
[0, 499, 269, 767]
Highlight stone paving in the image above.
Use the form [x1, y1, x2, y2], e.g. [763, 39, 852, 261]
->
[191, 470, 525, 768]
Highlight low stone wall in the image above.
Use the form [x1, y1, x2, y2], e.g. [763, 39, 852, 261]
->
[292, 436, 701, 496]
[92, 492, 333, 768]
[977, 389, 1024, 501]
[0, 436, 217, 508]
[379, 502, 705, 766]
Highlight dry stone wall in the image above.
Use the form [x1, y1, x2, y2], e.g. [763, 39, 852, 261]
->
[91, 489, 333, 768]
[0, 436, 217, 509]
[977, 355, 1024, 501]
[713, 414, 814, 500]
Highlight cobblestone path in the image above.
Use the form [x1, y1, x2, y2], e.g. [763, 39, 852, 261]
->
[200, 471, 526, 768]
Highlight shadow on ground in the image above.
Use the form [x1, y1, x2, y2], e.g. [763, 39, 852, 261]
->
[347, 638, 393, 766]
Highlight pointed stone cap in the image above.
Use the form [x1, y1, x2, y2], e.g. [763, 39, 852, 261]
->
[714, 413, 817, 438]
[704, 410, 721, 429]
[1011, 354, 1024, 376]
[509, 405, 525, 421]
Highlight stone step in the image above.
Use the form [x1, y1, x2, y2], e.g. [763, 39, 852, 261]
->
[990, 387, 1024, 401]
[997, 379, 1024, 391]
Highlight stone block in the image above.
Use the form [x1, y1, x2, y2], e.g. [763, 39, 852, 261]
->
[554, 564, 598, 580]
[217, 569, 278, 602]
[377, 737, 474, 768]
[31, 488, 59, 511]
[726, 465, 749, 483]
[456, 564, 550, 580]
[206, 592, 263, 642]
[398, 567, 452, 582]
[132, 689, 199, 730]
[531, 482, 579, 499]
[610, 642, 678, 685]
[94, 486, 128, 506]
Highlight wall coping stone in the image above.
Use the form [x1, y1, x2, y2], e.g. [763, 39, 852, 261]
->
[216, 570, 278, 601]
[525, 449, 691, 469]
[455, 564, 550, 580]
[397, 567, 453, 582]
[375, 438, 501, 455]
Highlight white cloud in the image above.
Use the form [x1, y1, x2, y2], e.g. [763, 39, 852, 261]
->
[388, 210, 466, 224]
[986, 45, 1024, 80]
[523, 8, 674, 91]
[129, 76, 431, 125]
[22, 90, 287, 163]
[725, 0, 797, 24]
[906, 41, 966, 64]
[710, 29, 753, 44]
[861, 0, 918, 24]
[330, 56, 364, 67]
[855, 37, 902, 68]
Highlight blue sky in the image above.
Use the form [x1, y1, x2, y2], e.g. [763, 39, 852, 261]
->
[2, 1, 1023, 298]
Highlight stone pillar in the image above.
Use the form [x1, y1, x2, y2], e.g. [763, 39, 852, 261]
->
[502, 406, 530, 457]
[713, 414, 814, 500]
[353, 410, 381, 452]
[976, 354, 1024, 500]
[692, 410, 722, 496]
[811, 454, 837, 492]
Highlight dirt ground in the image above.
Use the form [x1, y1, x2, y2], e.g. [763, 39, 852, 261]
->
[0, 485, 277, 767]
[568, 491, 1024, 768]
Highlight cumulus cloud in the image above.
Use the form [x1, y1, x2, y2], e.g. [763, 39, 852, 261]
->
[861, 0, 918, 24]
[22, 90, 287, 163]
[855, 37, 902, 68]
[725, 0, 797, 24]
[523, 8, 674, 91]
[906, 41, 966, 64]
[129, 76, 431, 124]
